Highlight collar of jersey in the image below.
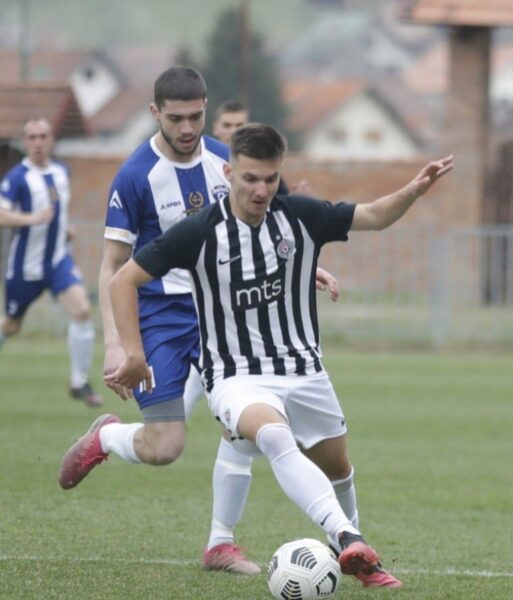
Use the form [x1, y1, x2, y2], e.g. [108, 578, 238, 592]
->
[150, 134, 204, 168]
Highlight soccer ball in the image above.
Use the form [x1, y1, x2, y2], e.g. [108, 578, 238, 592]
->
[267, 538, 341, 600]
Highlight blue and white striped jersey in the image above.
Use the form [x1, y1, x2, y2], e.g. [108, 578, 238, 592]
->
[0, 158, 70, 281]
[105, 134, 230, 314]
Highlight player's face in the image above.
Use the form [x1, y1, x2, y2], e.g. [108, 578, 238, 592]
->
[23, 120, 54, 167]
[224, 154, 282, 227]
[213, 110, 249, 145]
[152, 98, 206, 162]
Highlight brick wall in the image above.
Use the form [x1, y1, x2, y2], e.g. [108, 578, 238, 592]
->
[61, 152, 457, 291]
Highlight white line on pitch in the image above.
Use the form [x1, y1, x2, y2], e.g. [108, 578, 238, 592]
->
[0, 555, 512, 579]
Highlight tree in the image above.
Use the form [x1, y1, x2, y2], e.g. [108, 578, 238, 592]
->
[199, 4, 288, 135]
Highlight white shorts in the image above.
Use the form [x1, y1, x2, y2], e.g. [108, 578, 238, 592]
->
[207, 372, 347, 450]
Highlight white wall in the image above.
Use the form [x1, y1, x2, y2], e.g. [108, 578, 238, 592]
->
[303, 94, 420, 161]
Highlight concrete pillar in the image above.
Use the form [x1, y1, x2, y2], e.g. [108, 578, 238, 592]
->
[445, 26, 491, 227]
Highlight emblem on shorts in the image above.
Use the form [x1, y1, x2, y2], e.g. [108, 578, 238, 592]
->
[224, 408, 231, 424]
[277, 238, 294, 260]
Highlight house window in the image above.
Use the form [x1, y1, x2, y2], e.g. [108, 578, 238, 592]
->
[329, 128, 347, 143]
[364, 129, 382, 144]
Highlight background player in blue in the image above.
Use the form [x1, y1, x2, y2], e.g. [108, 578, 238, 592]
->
[59, 67, 260, 574]
[59, 68, 339, 574]
[104, 124, 453, 589]
[0, 118, 101, 407]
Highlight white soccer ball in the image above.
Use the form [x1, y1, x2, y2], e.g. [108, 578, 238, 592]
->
[267, 538, 342, 600]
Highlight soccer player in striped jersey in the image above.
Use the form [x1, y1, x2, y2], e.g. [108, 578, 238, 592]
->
[105, 124, 453, 588]
[59, 68, 338, 573]
[0, 118, 101, 407]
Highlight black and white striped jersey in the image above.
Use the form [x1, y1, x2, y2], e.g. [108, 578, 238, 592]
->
[135, 193, 355, 391]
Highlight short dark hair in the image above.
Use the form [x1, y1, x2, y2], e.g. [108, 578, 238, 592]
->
[230, 123, 287, 161]
[214, 100, 247, 120]
[153, 66, 207, 108]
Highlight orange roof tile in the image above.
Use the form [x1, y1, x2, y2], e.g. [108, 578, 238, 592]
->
[401, 0, 513, 27]
[0, 84, 89, 140]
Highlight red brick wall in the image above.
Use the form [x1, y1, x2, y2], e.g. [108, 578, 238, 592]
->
[62, 153, 456, 291]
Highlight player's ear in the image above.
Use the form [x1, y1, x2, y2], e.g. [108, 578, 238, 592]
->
[223, 162, 232, 181]
[149, 103, 159, 121]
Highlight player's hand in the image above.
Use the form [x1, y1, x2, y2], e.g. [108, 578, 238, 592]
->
[408, 155, 454, 197]
[104, 344, 133, 400]
[315, 267, 339, 302]
[104, 354, 153, 393]
[31, 205, 54, 225]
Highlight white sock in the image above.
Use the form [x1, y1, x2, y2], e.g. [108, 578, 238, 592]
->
[183, 367, 205, 419]
[333, 467, 359, 529]
[207, 438, 253, 549]
[99, 423, 143, 463]
[68, 319, 95, 388]
[256, 423, 359, 541]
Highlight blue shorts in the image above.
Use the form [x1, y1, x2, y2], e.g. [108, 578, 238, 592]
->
[5, 254, 83, 319]
[134, 328, 200, 411]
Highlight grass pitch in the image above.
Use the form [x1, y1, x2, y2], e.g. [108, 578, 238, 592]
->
[0, 338, 511, 599]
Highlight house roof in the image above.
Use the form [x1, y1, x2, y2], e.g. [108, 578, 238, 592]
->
[0, 48, 91, 85]
[400, 0, 513, 27]
[0, 84, 89, 140]
[283, 80, 364, 132]
[89, 87, 152, 134]
[283, 77, 429, 150]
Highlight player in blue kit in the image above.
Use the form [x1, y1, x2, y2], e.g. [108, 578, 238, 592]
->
[59, 67, 260, 574]
[59, 67, 337, 574]
[0, 118, 101, 407]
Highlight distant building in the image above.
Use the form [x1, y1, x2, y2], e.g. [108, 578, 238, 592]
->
[284, 78, 425, 160]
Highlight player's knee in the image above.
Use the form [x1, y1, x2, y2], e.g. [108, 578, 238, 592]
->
[2, 318, 21, 336]
[150, 438, 185, 465]
[325, 460, 352, 481]
[73, 304, 92, 322]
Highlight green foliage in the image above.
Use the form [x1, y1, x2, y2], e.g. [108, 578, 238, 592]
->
[198, 5, 288, 134]
[0, 339, 512, 599]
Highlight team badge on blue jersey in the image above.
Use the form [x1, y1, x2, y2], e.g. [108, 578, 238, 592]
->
[185, 191, 205, 216]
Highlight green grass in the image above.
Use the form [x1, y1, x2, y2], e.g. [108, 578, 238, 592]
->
[1, 339, 512, 599]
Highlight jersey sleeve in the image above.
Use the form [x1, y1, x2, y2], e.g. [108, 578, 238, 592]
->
[0, 168, 23, 209]
[134, 208, 211, 278]
[104, 169, 140, 246]
[287, 195, 356, 245]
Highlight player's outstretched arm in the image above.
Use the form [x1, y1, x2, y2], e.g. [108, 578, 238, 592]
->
[351, 155, 453, 232]
[105, 259, 154, 392]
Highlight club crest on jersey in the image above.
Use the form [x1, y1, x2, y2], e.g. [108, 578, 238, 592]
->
[185, 191, 205, 216]
[277, 238, 294, 260]
[212, 184, 229, 202]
